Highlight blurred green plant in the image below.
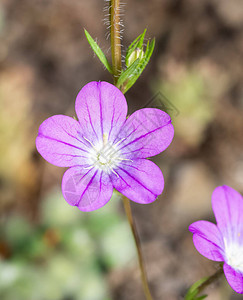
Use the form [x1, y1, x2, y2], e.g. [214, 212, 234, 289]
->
[0, 190, 135, 300]
[185, 277, 208, 300]
[156, 70, 214, 147]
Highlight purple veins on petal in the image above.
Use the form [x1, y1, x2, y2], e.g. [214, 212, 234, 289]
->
[189, 220, 224, 261]
[62, 166, 113, 212]
[110, 159, 164, 204]
[36, 115, 90, 167]
[75, 81, 128, 144]
[223, 263, 243, 294]
[189, 185, 243, 294]
[36, 81, 174, 211]
[115, 108, 174, 159]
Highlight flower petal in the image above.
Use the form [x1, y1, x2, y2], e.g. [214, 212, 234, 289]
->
[212, 186, 243, 236]
[110, 159, 164, 204]
[116, 108, 174, 159]
[62, 167, 113, 212]
[36, 115, 89, 167]
[189, 220, 224, 261]
[224, 263, 243, 294]
[75, 81, 127, 144]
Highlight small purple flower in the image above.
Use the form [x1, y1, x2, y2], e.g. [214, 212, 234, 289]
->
[36, 81, 174, 211]
[189, 185, 243, 294]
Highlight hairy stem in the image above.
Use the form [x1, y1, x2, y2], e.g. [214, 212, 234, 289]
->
[122, 196, 153, 300]
[110, 0, 122, 82]
[109, 1, 153, 298]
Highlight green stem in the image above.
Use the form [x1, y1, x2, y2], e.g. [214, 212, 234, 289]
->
[110, 0, 122, 83]
[122, 196, 153, 300]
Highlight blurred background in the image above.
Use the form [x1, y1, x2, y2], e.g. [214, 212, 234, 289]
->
[0, 0, 243, 299]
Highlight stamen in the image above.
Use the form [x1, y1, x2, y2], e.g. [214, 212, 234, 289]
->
[83, 166, 94, 170]
[103, 133, 108, 145]
[114, 137, 126, 147]
[116, 158, 133, 162]
[110, 167, 119, 177]
[83, 136, 98, 151]
[84, 134, 129, 174]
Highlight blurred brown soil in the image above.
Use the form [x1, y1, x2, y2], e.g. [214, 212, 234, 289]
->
[0, 0, 243, 299]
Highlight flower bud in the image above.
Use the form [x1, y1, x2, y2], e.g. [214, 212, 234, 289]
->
[126, 48, 144, 67]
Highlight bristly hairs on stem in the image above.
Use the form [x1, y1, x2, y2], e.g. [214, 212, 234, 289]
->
[104, 0, 124, 82]
[103, 1, 125, 34]
[103, 1, 125, 35]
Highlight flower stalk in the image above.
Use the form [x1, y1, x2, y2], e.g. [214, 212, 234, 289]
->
[109, 1, 153, 299]
[122, 196, 153, 300]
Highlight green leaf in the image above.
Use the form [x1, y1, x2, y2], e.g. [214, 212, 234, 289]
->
[137, 28, 147, 48]
[116, 59, 140, 88]
[185, 277, 209, 300]
[126, 29, 147, 54]
[84, 29, 113, 74]
[123, 38, 155, 93]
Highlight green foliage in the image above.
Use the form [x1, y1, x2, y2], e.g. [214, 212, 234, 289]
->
[84, 29, 113, 74]
[116, 59, 140, 88]
[0, 189, 135, 300]
[124, 39, 155, 93]
[157, 70, 214, 147]
[117, 30, 155, 93]
[185, 277, 209, 300]
[84, 28, 155, 93]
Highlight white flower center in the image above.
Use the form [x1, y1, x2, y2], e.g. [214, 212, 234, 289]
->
[224, 236, 243, 273]
[84, 133, 131, 175]
[96, 142, 120, 169]
[97, 152, 109, 165]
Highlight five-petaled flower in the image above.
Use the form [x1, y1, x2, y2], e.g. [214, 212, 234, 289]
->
[189, 185, 243, 294]
[36, 81, 174, 211]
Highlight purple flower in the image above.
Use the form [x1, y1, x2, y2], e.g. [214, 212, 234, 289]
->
[36, 81, 174, 211]
[189, 185, 243, 294]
